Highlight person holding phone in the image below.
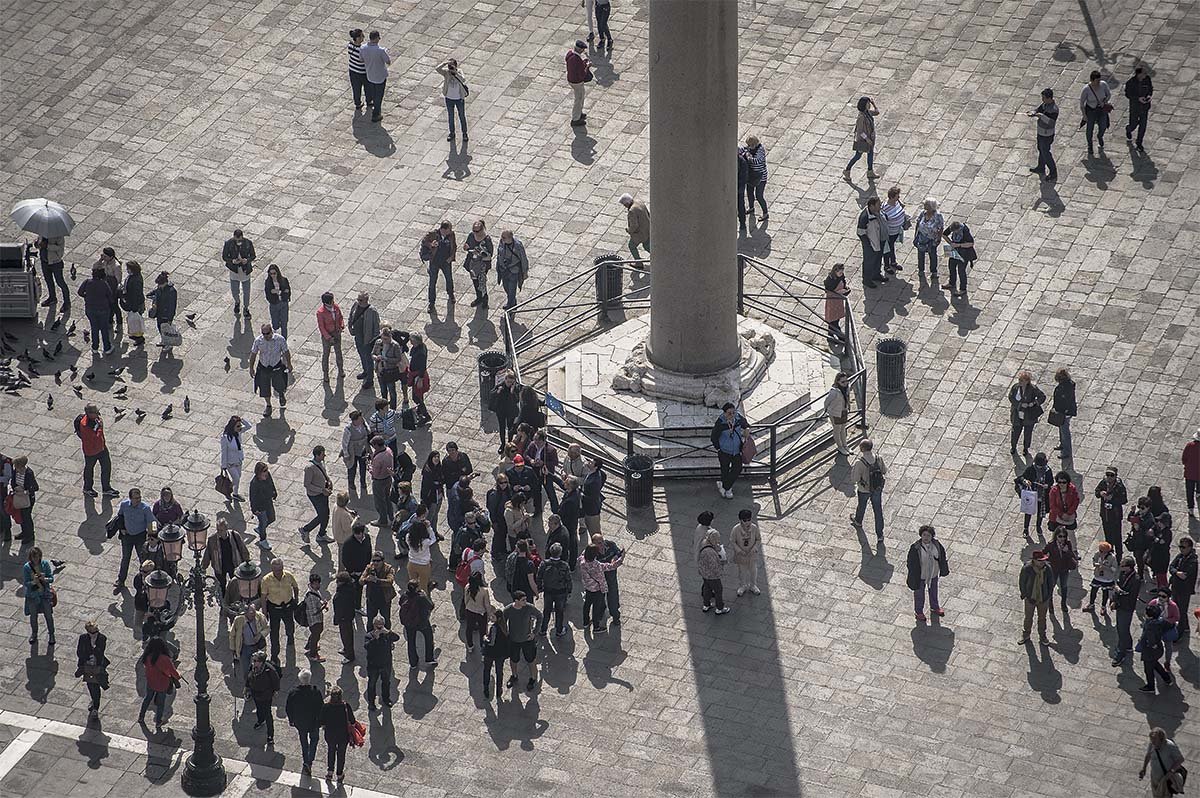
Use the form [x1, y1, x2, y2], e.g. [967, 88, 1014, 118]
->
[436, 59, 469, 141]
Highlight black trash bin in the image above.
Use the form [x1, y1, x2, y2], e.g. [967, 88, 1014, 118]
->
[624, 454, 653, 508]
[875, 337, 906, 395]
[477, 350, 510, 404]
[594, 253, 622, 318]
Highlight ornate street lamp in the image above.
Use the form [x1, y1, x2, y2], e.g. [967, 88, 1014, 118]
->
[158, 524, 185, 579]
[145, 569, 174, 611]
[178, 508, 226, 796]
[234, 561, 262, 603]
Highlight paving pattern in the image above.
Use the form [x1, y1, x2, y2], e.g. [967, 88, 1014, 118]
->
[2, 0, 1200, 795]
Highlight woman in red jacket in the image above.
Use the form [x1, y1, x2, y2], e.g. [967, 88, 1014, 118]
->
[1048, 471, 1080, 533]
[139, 637, 181, 730]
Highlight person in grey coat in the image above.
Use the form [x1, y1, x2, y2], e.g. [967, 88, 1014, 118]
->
[696, 518, 730, 614]
[347, 293, 381, 391]
[495, 231, 529, 311]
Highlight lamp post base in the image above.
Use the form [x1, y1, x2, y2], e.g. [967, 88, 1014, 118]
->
[181, 751, 227, 796]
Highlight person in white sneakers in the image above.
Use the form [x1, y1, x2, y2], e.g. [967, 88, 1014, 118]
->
[824, 372, 852, 456]
[730, 509, 761, 597]
[696, 521, 730, 614]
[219, 415, 253, 501]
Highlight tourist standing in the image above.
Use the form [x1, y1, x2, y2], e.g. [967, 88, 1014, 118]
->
[1183, 431, 1200, 518]
[1111, 555, 1141, 665]
[364, 617, 400, 710]
[35, 234, 68, 311]
[594, 0, 613, 51]
[697, 524, 729, 614]
[332, 572, 357, 663]
[906, 525, 948, 621]
[855, 196, 889, 287]
[201, 519, 249, 595]
[490, 371, 521, 452]
[263, 263, 291, 337]
[730, 509, 762, 597]
[536, 543, 572, 637]
[462, 571, 495, 653]
[912, 198, 944, 280]
[285, 670, 324, 775]
[823, 263, 850, 342]
[228, 605, 266, 676]
[340, 411, 370, 493]
[248, 324, 293, 417]
[436, 59, 469, 141]
[579, 541, 624, 632]
[566, 40, 591, 126]
[138, 637, 180, 730]
[1051, 368, 1077, 460]
[245, 651, 281, 745]
[495, 230, 529, 311]
[1169, 537, 1197, 633]
[503, 591, 543, 690]
[321, 687, 356, 783]
[316, 292, 345, 383]
[1047, 471, 1080, 533]
[360, 552, 396, 628]
[850, 439, 887, 540]
[407, 333, 432, 425]
[147, 271, 178, 351]
[1018, 549, 1054, 646]
[1008, 371, 1046, 455]
[880, 188, 907, 272]
[1017, 452, 1053, 539]
[941, 220, 975, 297]
[75, 404, 119, 499]
[121, 261, 146, 348]
[347, 293, 380, 393]
[1095, 467, 1129, 557]
[299, 446, 334, 544]
[369, 436, 395, 528]
[372, 327, 408, 410]
[824, 372, 852, 456]
[76, 621, 110, 718]
[23, 546, 55, 645]
[346, 29, 367, 110]
[222, 229, 255, 318]
[419, 451, 445, 536]
[1027, 88, 1059, 181]
[114, 488, 154, 592]
[463, 220, 494, 308]
[302, 573, 327, 662]
[843, 96, 879, 179]
[582, 457, 606, 535]
[1080, 70, 1112, 156]
[421, 223, 457, 314]
[361, 31, 391, 122]
[219, 415, 253, 502]
[1136, 603, 1174, 694]
[406, 520, 438, 595]
[398, 580, 437, 669]
[1140, 728, 1186, 797]
[619, 193, 651, 263]
[1045, 527, 1080, 614]
[78, 267, 115, 355]
[248, 462, 277, 550]
[261, 558, 299, 665]
[711, 402, 750, 499]
[481, 610, 508, 699]
[743, 136, 769, 223]
[1082, 541, 1117, 615]
[6, 455, 38, 543]
[1124, 66, 1153, 150]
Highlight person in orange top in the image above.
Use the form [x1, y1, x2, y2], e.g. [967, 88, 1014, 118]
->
[73, 404, 119, 498]
[316, 292, 345, 383]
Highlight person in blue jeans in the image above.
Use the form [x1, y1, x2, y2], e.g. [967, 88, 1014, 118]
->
[436, 59, 469, 141]
[286, 670, 325, 775]
[710, 403, 750, 500]
[1052, 368, 1077, 460]
[114, 488, 155, 593]
[850, 439, 887, 539]
[23, 546, 55, 645]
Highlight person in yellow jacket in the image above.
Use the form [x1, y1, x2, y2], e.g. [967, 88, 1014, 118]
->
[229, 604, 266, 677]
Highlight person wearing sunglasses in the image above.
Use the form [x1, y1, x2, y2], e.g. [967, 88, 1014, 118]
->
[1045, 527, 1081, 615]
[1168, 536, 1197, 634]
[1048, 472, 1080, 534]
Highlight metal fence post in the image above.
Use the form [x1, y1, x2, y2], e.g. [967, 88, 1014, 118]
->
[626, 430, 634, 460]
[737, 254, 745, 315]
[769, 426, 777, 478]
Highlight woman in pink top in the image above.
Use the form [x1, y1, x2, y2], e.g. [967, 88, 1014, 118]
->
[316, 291, 345, 383]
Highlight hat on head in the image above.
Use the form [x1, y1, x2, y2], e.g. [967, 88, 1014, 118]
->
[1031, 549, 1049, 562]
[575, 39, 587, 49]
[513, 454, 525, 466]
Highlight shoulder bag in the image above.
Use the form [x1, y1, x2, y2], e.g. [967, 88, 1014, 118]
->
[215, 470, 234, 498]
[1154, 745, 1188, 794]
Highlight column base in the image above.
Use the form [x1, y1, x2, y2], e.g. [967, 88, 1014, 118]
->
[180, 752, 227, 796]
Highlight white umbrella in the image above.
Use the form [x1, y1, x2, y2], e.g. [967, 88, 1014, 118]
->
[10, 198, 76, 237]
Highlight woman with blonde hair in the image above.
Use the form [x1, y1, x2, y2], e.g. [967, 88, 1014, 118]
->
[912, 197, 944, 280]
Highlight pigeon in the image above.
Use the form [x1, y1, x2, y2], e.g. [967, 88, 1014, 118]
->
[53, 341, 62, 355]
[83, 330, 90, 344]
[112, 375, 125, 384]
[70, 263, 77, 280]
[69, 365, 78, 380]
[84, 372, 95, 381]
[54, 370, 62, 384]
[49, 317, 62, 331]
[134, 408, 146, 423]
[3, 387, 19, 396]
[46, 395, 53, 410]
[186, 313, 197, 321]
[114, 386, 128, 397]
[186, 317, 197, 328]
[108, 366, 125, 377]
[40, 346, 53, 360]
[66, 321, 76, 336]
[183, 395, 191, 413]
[72, 385, 84, 398]
[161, 404, 173, 420]
[224, 356, 231, 372]
[114, 407, 126, 419]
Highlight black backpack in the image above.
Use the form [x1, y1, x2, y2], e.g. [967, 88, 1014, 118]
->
[293, 599, 308, 627]
[540, 559, 571, 593]
[863, 457, 885, 492]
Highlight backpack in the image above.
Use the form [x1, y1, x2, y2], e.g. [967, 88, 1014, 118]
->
[863, 457, 885, 492]
[293, 599, 308, 627]
[504, 550, 521, 594]
[540, 559, 571, 593]
[454, 551, 478, 587]
[398, 593, 422, 628]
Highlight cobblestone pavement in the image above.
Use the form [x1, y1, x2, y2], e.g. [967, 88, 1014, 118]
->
[2, 0, 1200, 795]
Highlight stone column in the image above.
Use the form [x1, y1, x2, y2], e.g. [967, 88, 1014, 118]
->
[646, 0, 740, 376]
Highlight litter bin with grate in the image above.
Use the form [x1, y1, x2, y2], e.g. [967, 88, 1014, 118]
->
[875, 337, 907, 395]
[477, 350, 510, 404]
[594, 253, 623, 319]
[624, 454, 653, 508]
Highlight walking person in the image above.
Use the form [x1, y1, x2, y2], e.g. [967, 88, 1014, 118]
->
[743, 136, 769, 224]
[730, 509, 762, 597]
[74, 404, 119, 499]
[299, 446, 334, 544]
[463, 220, 494, 308]
[222, 229, 255, 318]
[34, 234, 68, 311]
[285, 670, 324, 775]
[1080, 70, 1112, 156]
[941, 220, 975, 298]
[1050, 368, 1077, 460]
[1027, 88, 1059, 181]
[1008, 371, 1046, 455]
[850, 439, 887, 540]
[462, 570, 495, 654]
[340, 411, 370, 494]
[147, 271, 178, 352]
[6, 455, 38, 543]
[912, 198, 944, 281]
[1149, 587, 1181, 671]
[420, 223, 457, 314]
[824, 372, 853, 456]
[407, 332, 432, 425]
[248, 462, 277, 550]
[566, 40, 592, 127]
[1111, 555, 1141, 665]
[697, 522, 730, 614]
[361, 31, 391, 122]
[302, 573, 328, 662]
[372, 327, 408, 410]
[1017, 452, 1053, 539]
[347, 293, 380, 393]
[1169, 536, 1197, 634]
[219, 415, 253, 502]
[906, 525, 949, 621]
[316, 292, 345, 383]
[1018, 549, 1054, 646]
[436, 59, 469, 141]
[113, 488, 154, 593]
[346, 29, 367, 110]
[23, 546, 55, 645]
[503, 591, 542, 690]
[1082, 541, 1117, 615]
[495, 230, 529, 311]
[138, 636, 180, 731]
[261, 558, 299, 665]
[363, 616, 400, 710]
[843, 96, 879, 180]
[121, 261, 146, 349]
[823, 263, 850, 343]
[1140, 728, 1186, 798]
[855, 196, 889, 288]
[1124, 65, 1153, 150]
[76, 621, 110, 718]
[880, 188, 908, 272]
[1095, 466, 1129, 558]
[1136, 603, 1175, 694]
[594, 0, 613, 51]
[398, 580, 437, 670]
[78, 266, 115, 355]
[1045, 526, 1080, 614]
[200, 519, 249, 598]
[536, 543, 572, 637]
[711, 402, 750, 500]
[619, 193, 651, 263]
[481, 609, 508, 699]
[229, 604, 266, 676]
[248, 323, 293, 417]
[245, 650, 281, 745]
[1183, 430, 1200, 519]
[321, 686, 357, 783]
[332, 571, 357, 663]
[263, 263, 291, 337]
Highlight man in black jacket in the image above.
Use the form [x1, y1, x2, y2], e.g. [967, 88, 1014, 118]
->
[420, 222, 456, 314]
[332, 572, 357, 663]
[285, 669, 325, 774]
[558, 477, 582, 569]
[1095, 467, 1129, 559]
[490, 371, 521, 452]
[340, 523, 373, 611]
[1110, 555, 1141, 665]
[364, 617, 400, 710]
[487, 474, 513, 563]
[222, 228, 256, 318]
[1124, 66, 1153, 150]
[1008, 371, 1046, 455]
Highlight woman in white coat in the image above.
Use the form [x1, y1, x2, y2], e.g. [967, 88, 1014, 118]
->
[219, 415, 253, 501]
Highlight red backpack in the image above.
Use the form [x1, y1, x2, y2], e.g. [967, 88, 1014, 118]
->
[454, 550, 479, 587]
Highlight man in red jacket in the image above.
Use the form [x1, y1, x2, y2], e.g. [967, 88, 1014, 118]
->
[565, 40, 591, 127]
[74, 404, 119, 498]
[1184, 430, 1200, 518]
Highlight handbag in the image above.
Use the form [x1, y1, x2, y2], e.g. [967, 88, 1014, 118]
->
[400, 404, 417, 431]
[49, 586, 57, 608]
[380, 366, 403, 383]
[740, 434, 757, 465]
[160, 322, 183, 347]
[1057, 512, 1077, 528]
[214, 470, 234, 498]
[105, 512, 126, 539]
[81, 664, 109, 686]
[1047, 410, 1065, 427]
[348, 719, 367, 747]
[11, 487, 30, 510]
[127, 311, 145, 337]
[1155, 745, 1188, 794]
[1019, 488, 1038, 516]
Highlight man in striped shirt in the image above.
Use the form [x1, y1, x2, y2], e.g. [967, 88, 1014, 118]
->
[249, 324, 294, 417]
[347, 29, 367, 111]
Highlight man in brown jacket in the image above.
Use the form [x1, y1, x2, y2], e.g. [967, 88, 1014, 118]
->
[619, 194, 651, 265]
[201, 518, 250, 593]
